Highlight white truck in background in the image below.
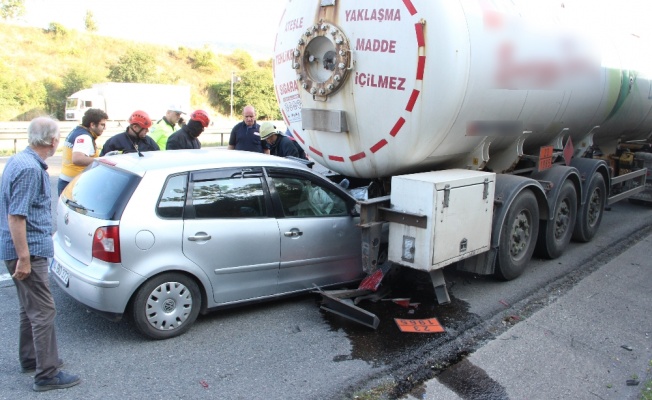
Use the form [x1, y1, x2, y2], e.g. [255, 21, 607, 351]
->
[65, 83, 191, 121]
[273, 0, 652, 313]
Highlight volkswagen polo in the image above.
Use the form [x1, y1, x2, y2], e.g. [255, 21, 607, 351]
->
[52, 149, 365, 339]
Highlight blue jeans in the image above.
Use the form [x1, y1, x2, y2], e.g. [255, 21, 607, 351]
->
[5, 257, 61, 381]
[57, 178, 70, 197]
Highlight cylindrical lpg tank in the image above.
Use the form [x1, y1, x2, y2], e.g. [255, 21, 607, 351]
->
[273, 0, 652, 178]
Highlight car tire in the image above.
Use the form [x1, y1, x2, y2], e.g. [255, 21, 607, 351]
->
[131, 273, 201, 340]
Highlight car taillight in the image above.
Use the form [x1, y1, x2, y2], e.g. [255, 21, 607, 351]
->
[92, 226, 121, 263]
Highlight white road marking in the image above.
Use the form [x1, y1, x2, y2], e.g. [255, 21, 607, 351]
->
[0, 272, 12, 282]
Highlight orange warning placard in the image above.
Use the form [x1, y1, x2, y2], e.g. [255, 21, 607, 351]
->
[538, 145, 553, 171]
[394, 318, 445, 333]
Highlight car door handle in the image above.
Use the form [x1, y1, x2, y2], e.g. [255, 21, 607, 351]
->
[284, 230, 303, 237]
[188, 234, 212, 241]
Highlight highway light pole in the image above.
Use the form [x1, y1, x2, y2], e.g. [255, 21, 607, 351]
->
[230, 72, 240, 119]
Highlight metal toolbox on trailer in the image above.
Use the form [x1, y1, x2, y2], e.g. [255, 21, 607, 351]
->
[388, 170, 496, 271]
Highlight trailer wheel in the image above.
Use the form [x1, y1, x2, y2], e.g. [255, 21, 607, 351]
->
[536, 180, 577, 259]
[572, 172, 605, 243]
[496, 190, 539, 281]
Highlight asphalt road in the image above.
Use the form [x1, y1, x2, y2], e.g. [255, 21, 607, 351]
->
[1, 154, 651, 399]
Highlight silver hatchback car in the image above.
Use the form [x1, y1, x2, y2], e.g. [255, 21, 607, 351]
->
[52, 149, 364, 339]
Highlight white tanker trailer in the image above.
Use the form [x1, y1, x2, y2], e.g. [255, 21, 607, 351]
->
[273, 0, 651, 305]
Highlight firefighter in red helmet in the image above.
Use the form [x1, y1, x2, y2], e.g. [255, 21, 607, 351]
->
[166, 109, 211, 150]
[100, 110, 159, 156]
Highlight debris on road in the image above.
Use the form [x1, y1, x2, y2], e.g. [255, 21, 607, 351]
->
[395, 318, 445, 333]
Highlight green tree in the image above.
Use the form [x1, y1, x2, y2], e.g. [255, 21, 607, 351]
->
[0, 61, 47, 120]
[107, 49, 156, 83]
[208, 68, 280, 120]
[85, 10, 98, 32]
[242, 69, 280, 119]
[0, 0, 25, 20]
[42, 79, 65, 120]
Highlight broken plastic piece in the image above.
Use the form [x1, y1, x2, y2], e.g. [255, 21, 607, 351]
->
[626, 379, 640, 386]
[359, 269, 384, 291]
[200, 379, 209, 388]
[391, 298, 411, 308]
[621, 345, 633, 351]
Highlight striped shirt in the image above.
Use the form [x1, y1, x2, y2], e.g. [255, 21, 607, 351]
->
[0, 146, 54, 260]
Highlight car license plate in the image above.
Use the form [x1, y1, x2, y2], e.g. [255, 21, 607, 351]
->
[50, 259, 69, 287]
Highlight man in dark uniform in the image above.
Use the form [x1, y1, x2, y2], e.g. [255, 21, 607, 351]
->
[227, 105, 269, 154]
[166, 110, 210, 150]
[259, 122, 299, 158]
[100, 110, 159, 156]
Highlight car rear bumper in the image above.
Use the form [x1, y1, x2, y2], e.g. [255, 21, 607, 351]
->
[52, 234, 146, 315]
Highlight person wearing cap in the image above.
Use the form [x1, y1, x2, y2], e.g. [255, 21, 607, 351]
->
[166, 110, 210, 150]
[58, 108, 108, 196]
[259, 122, 300, 158]
[149, 104, 186, 150]
[284, 128, 308, 160]
[100, 110, 159, 156]
[228, 105, 269, 154]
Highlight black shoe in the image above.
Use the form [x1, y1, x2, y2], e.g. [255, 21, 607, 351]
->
[32, 371, 81, 392]
[21, 358, 64, 374]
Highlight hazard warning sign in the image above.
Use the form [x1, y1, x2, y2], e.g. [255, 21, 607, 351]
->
[394, 318, 445, 333]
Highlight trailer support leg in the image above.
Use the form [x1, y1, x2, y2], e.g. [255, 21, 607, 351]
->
[429, 269, 451, 305]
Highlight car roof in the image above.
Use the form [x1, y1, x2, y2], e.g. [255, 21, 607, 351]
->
[96, 149, 311, 176]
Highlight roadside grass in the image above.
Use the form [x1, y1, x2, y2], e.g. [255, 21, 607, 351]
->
[352, 381, 396, 400]
[641, 359, 652, 400]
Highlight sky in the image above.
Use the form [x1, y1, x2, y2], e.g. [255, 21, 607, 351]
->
[18, 0, 288, 58]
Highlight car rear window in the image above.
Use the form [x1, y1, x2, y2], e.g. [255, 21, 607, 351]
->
[62, 163, 141, 220]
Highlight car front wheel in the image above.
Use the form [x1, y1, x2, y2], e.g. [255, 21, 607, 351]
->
[131, 273, 201, 340]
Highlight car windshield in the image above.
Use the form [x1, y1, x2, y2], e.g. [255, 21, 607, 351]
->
[62, 163, 141, 220]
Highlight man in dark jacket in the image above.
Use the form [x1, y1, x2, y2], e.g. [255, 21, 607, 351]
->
[259, 122, 299, 158]
[100, 110, 159, 156]
[284, 128, 308, 160]
[166, 110, 210, 150]
[227, 105, 269, 154]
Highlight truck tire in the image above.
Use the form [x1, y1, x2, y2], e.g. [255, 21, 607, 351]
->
[495, 190, 539, 281]
[131, 273, 201, 340]
[572, 172, 606, 243]
[535, 180, 577, 259]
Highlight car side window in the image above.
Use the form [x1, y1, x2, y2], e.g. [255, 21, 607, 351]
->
[157, 174, 187, 218]
[192, 177, 266, 218]
[272, 176, 348, 217]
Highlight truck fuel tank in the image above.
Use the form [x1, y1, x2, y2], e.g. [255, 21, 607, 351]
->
[273, 0, 652, 178]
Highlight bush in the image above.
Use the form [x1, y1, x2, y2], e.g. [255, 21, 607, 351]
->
[0, 61, 49, 120]
[45, 22, 69, 38]
[108, 49, 156, 83]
